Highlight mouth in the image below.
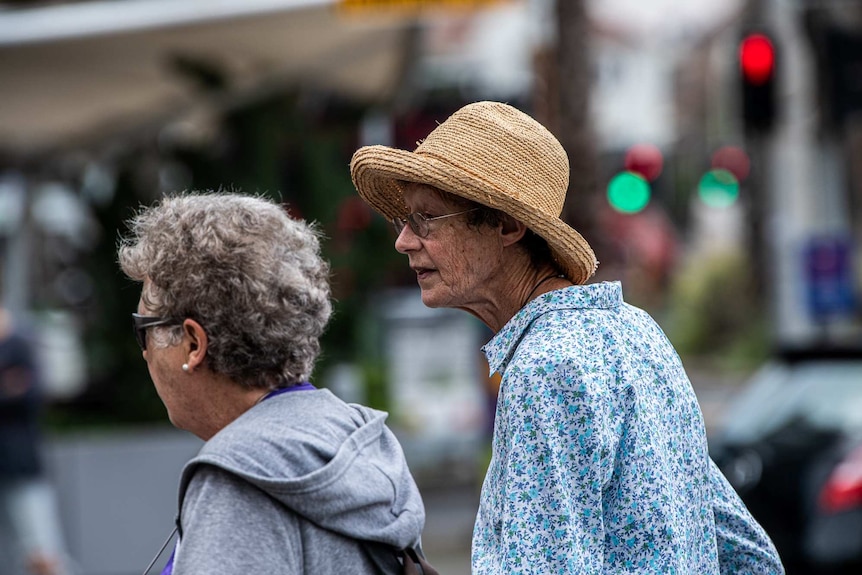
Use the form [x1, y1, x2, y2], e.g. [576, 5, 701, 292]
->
[412, 266, 436, 281]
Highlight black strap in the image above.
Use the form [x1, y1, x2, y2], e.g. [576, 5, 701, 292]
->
[178, 466, 439, 574]
[399, 546, 440, 575]
[141, 525, 178, 575]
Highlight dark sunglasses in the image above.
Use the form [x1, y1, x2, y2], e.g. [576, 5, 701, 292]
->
[132, 313, 183, 351]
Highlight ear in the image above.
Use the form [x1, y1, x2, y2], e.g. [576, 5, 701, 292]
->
[181, 319, 208, 372]
[499, 215, 527, 248]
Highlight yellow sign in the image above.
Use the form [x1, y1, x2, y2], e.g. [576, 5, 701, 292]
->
[338, 0, 511, 13]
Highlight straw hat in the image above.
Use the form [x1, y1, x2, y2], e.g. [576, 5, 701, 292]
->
[350, 101, 597, 284]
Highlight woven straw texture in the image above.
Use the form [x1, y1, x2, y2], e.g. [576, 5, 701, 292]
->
[350, 101, 597, 284]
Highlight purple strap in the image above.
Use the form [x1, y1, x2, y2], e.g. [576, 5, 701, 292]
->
[159, 549, 175, 575]
[260, 382, 315, 401]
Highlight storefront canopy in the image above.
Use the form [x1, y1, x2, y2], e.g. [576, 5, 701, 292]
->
[0, 0, 416, 159]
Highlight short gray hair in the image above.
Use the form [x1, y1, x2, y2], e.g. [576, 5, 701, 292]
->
[118, 192, 332, 389]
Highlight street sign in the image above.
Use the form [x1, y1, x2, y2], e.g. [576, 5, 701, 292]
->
[803, 236, 857, 319]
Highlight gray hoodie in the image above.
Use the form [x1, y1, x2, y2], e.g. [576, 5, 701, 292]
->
[171, 388, 425, 574]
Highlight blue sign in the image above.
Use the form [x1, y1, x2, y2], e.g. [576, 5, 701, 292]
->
[804, 236, 857, 318]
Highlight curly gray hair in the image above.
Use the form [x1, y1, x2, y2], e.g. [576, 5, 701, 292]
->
[118, 192, 332, 389]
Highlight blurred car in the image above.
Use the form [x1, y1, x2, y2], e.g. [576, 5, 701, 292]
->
[708, 351, 862, 575]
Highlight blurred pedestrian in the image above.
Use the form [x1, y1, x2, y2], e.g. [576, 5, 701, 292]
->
[0, 306, 70, 575]
[118, 192, 427, 575]
[350, 101, 784, 574]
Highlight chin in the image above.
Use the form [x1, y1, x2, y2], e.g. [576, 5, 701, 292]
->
[166, 412, 181, 429]
[419, 291, 438, 308]
[419, 287, 455, 309]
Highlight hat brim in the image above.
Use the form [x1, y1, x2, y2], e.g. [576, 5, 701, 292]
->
[351, 145, 597, 285]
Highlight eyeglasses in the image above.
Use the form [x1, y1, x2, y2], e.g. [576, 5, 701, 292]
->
[391, 208, 478, 238]
[132, 313, 183, 351]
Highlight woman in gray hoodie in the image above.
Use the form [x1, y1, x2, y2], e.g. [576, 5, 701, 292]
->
[119, 192, 426, 575]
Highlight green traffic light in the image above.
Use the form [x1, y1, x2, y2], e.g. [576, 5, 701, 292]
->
[698, 169, 739, 207]
[607, 171, 650, 213]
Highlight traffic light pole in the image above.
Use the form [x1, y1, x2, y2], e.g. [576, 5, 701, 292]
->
[736, 0, 776, 310]
[743, 133, 769, 301]
[759, 0, 860, 351]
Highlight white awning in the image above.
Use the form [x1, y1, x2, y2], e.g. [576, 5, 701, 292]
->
[0, 0, 416, 158]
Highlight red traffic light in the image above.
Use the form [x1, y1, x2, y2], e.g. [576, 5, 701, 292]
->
[739, 33, 775, 86]
[711, 145, 750, 182]
[623, 143, 664, 182]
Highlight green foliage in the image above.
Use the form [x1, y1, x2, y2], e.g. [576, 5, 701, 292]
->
[47, 164, 171, 429]
[664, 249, 770, 372]
[360, 360, 391, 413]
[51, 91, 403, 428]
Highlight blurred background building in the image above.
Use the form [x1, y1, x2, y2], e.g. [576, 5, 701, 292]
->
[0, 0, 861, 573]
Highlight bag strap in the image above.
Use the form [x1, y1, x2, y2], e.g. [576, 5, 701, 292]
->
[398, 546, 441, 575]
[179, 465, 441, 574]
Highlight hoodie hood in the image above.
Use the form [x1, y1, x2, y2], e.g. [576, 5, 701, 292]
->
[177, 389, 424, 549]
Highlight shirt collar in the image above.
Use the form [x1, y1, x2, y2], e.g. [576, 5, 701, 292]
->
[482, 281, 623, 376]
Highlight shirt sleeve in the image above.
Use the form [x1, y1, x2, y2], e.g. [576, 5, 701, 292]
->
[710, 458, 785, 574]
[173, 465, 303, 575]
[473, 362, 616, 575]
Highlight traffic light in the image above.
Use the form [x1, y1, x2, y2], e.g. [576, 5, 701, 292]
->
[698, 169, 739, 208]
[608, 172, 650, 214]
[606, 144, 664, 214]
[739, 32, 777, 133]
[696, 145, 750, 208]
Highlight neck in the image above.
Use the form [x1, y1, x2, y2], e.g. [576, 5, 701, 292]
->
[459, 263, 571, 333]
[522, 273, 562, 308]
[183, 374, 269, 441]
[253, 389, 272, 406]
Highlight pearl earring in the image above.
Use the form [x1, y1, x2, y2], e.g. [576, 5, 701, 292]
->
[182, 363, 190, 372]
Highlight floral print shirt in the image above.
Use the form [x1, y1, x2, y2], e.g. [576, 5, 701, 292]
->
[473, 281, 783, 574]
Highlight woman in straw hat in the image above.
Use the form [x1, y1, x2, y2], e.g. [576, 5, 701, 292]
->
[350, 102, 783, 574]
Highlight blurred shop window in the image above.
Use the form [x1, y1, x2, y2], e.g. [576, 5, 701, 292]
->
[375, 288, 489, 486]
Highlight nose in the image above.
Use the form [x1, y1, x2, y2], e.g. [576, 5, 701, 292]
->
[394, 223, 421, 254]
